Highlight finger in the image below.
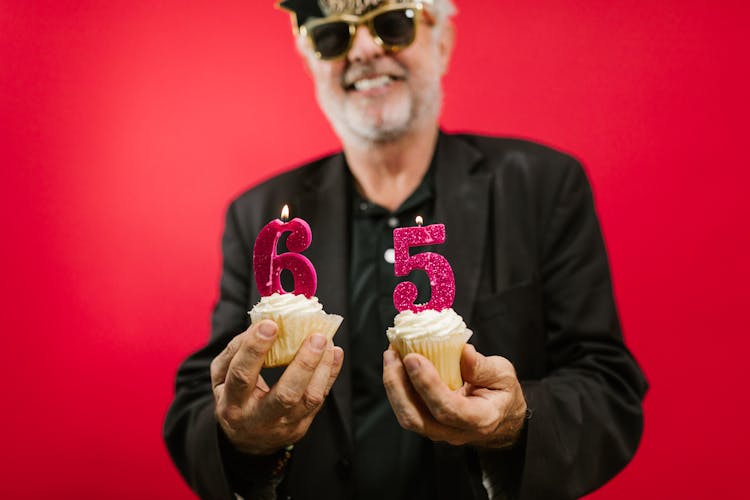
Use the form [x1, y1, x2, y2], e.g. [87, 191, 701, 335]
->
[267, 333, 327, 414]
[300, 343, 335, 413]
[402, 353, 474, 427]
[464, 348, 528, 423]
[461, 344, 517, 390]
[210, 333, 245, 391]
[383, 350, 470, 443]
[222, 320, 278, 407]
[256, 374, 270, 393]
[383, 349, 432, 433]
[458, 343, 479, 388]
[323, 346, 345, 396]
[459, 346, 523, 427]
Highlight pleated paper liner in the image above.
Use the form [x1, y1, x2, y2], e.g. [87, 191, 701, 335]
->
[250, 309, 343, 367]
[389, 330, 472, 390]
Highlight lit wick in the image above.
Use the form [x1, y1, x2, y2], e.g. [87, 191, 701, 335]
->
[415, 216, 423, 227]
[281, 204, 290, 222]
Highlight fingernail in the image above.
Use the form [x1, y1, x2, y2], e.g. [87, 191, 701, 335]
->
[383, 350, 397, 367]
[258, 321, 276, 339]
[333, 347, 344, 364]
[404, 356, 420, 374]
[310, 334, 326, 351]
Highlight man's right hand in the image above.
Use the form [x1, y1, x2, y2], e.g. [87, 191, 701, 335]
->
[210, 319, 344, 455]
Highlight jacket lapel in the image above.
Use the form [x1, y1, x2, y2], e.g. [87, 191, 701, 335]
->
[294, 154, 354, 450]
[433, 134, 492, 497]
[434, 134, 489, 321]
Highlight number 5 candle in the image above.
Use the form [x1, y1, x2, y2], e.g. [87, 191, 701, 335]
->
[253, 204, 317, 298]
[392, 216, 456, 313]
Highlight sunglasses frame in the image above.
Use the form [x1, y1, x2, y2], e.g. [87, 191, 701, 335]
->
[300, 2, 427, 61]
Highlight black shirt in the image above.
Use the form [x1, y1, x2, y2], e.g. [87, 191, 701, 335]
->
[348, 164, 440, 500]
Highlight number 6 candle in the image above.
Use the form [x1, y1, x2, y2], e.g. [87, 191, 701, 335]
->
[253, 204, 317, 298]
[392, 216, 456, 312]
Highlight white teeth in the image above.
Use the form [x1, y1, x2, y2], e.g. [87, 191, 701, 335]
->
[353, 75, 393, 91]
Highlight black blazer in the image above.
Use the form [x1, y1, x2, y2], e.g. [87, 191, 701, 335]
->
[164, 133, 648, 500]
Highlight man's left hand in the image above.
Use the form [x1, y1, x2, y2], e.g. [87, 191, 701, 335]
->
[382, 344, 527, 448]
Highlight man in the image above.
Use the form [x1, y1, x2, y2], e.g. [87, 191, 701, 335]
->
[164, 1, 648, 499]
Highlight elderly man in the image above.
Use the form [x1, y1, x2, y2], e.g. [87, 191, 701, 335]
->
[164, 1, 647, 499]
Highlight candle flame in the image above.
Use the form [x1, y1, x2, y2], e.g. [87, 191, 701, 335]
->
[415, 216, 423, 226]
[281, 204, 289, 221]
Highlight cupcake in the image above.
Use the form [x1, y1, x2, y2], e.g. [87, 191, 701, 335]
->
[386, 308, 473, 390]
[249, 292, 343, 367]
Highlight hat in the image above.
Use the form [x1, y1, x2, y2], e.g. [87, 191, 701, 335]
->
[278, 0, 430, 30]
[277, 0, 324, 30]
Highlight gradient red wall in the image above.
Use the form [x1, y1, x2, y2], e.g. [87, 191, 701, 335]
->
[1, 1, 748, 497]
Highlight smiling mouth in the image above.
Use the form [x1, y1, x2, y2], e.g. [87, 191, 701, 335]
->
[347, 75, 403, 92]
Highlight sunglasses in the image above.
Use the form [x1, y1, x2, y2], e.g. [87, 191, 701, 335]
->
[300, 3, 428, 61]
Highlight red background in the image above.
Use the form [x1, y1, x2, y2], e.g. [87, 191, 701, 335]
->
[1, 0, 748, 497]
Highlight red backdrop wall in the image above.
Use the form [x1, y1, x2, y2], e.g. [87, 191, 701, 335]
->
[1, 1, 748, 497]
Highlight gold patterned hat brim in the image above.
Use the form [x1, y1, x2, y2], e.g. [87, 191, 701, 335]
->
[278, 0, 431, 28]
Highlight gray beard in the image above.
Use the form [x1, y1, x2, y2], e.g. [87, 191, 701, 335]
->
[318, 82, 443, 145]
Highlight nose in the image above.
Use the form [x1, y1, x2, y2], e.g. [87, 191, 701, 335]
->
[347, 24, 384, 62]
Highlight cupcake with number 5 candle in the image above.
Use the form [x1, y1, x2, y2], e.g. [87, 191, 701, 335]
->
[386, 217, 472, 390]
[386, 308, 472, 390]
[250, 205, 342, 367]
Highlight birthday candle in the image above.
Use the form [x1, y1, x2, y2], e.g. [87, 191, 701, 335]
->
[392, 216, 455, 313]
[252, 205, 317, 298]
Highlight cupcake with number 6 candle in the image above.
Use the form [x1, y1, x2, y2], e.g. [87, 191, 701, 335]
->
[250, 205, 343, 367]
[386, 217, 472, 390]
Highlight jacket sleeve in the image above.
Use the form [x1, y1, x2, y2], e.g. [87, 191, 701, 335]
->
[479, 159, 648, 499]
[163, 201, 282, 499]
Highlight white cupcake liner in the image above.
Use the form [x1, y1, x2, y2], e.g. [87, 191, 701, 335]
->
[250, 309, 343, 367]
[389, 330, 472, 390]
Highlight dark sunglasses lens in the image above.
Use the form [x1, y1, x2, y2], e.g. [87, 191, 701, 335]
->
[311, 22, 351, 59]
[373, 9, 416, 47]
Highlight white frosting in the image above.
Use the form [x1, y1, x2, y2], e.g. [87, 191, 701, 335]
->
[387, 308, 470, 342]
[250, 293, 322, 316]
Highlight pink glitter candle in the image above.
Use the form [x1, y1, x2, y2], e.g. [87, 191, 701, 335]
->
[392, 217, 456, 313]
[253, 205, 317, 298]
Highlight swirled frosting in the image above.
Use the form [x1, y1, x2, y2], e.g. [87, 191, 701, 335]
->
[250, 292, 323, 316]
[387, 308, 470, 341]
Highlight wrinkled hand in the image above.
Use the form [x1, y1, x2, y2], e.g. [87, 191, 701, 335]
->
[383, 344, 527, 448]
[211, 320, 344, 455]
